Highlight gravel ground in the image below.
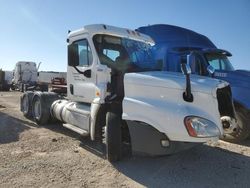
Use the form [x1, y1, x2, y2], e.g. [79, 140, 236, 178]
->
[0, 91, 250, 188]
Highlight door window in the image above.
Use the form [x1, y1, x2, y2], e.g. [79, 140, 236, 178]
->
[74, 39, 93, 66]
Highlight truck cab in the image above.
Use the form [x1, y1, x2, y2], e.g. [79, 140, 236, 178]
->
[66, 25, 159, 104]
[137, 24, 250, 142]
[21, 24, 236, 162]
[12, 61, 48, 92]
[12, 61, 38, 90]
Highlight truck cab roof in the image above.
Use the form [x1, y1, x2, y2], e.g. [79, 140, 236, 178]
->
[137, 24, 216, 49]
[16, 61, 36, 65]
[68, 24, 154, 45]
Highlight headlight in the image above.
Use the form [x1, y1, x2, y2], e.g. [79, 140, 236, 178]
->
[184, 116, 221, 138]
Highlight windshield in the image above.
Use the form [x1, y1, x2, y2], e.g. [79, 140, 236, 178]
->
[205, 53, 234, 71]
[93, 34, 159, 72]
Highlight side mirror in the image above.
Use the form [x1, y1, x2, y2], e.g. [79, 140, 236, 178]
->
[180, 54, 194, 102]
[83, 69, 91, 78]
[68, 44, 79, 67]
[207, 65, 215, 77]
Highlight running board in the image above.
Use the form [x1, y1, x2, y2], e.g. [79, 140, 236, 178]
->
[63, 123, 89, 136]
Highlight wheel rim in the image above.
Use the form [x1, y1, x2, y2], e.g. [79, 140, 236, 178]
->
[34, 98, 41, 119]
[23, 95, 29, 113]
[103, 126, 107, 144]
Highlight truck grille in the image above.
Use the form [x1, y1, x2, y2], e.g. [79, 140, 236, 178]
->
[216, 85, 235, 118]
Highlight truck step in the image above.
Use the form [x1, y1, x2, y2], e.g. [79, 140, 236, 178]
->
[63, 123, 89, 136]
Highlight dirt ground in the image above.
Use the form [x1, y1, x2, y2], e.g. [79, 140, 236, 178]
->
[0, 91, 250, 188]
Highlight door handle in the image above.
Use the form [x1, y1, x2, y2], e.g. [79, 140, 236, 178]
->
[70, 84, 74, 95]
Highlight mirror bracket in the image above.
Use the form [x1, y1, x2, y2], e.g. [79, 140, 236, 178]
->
[207, 65, 215, 77]
[180, 54, 194, 102]
[73, 66, 91, 78]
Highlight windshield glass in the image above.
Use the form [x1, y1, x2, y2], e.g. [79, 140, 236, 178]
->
[205, 53, 234, 71]
[93, 34, 159, 72]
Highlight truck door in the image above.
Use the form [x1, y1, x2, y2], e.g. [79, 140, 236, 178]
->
[189, 53, 207, 76]
[67, 38, 97, 103]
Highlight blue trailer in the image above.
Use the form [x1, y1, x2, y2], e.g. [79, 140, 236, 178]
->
[137, 24, 250, 142]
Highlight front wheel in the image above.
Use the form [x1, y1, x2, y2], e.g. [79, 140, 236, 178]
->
[222, 106, 250, 143]
[105, 111, 122, 162]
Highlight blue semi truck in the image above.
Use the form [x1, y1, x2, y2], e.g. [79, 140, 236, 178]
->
[137, 24, 250, 142]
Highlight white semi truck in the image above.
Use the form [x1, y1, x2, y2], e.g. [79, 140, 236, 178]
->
[11, 62, 66, 92]
[12, 61, 49, 92]
[21, 24, 236, 162]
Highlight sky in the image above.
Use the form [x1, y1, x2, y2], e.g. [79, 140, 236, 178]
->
[0, 0, 249, 72]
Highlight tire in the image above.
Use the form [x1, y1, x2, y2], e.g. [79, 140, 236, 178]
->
[222, 106, 250, 143]
[32, 93, 50, 125]
[21, 91, 34, 117]
[105, 110, 122, 162]
[31, 92, 59, 125]
[2, 84, 10, 91]
[20, 83, 24, 92]
[5, 85, 10, 91]
[10, 84, 15, 91]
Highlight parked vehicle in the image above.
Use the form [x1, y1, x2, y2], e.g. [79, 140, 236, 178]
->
[50, 77, 67, 94]
[21, 24, 235, 162]
[0, 70, 13, 91]
[38, 71, 67, 93]
[11, 61, 48, 92]
[137, 24, 250, 142]
[38, 71, 67, 84]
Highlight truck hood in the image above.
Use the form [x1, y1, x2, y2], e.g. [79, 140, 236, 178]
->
[215, 70, 250, 88]
[125, 71, 228, 95]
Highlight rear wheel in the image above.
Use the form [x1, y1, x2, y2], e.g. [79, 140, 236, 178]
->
[32, 94, 51, 125]
[21, 91, 34, 117]
[105, 109, 122, 162]
[3, 84, 10, 91]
